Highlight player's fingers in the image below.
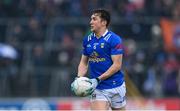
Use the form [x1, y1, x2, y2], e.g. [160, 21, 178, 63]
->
[84, 79, 92, 84]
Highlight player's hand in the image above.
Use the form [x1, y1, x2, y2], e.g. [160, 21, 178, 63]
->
[87, 78, 101, 94]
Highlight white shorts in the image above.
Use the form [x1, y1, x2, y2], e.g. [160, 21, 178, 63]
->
[90, 82, 126, 109]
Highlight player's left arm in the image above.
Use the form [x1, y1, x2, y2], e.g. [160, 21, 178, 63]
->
[98, 54, 122, 80]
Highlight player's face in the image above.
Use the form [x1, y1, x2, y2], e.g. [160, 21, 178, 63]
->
[90, 14, 104, 32]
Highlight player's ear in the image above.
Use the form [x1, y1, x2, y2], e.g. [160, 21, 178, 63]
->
[102, 20, 107, 26]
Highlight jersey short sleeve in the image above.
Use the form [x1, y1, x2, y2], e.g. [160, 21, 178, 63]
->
[82, 36, 88, 56]
[110, 35, 124, 55]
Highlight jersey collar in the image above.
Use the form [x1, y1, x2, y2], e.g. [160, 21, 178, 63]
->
[93, 29, 108, 38]
[102, 29, 108, 37]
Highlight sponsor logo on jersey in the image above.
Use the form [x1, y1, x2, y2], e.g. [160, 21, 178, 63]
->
[89, 51, 105, 63]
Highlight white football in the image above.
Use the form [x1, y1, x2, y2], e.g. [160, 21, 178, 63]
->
[72, 77, 92, 97]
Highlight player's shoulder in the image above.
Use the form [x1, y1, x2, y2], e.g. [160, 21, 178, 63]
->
[104, 31, 122, 42]
[109, 31, 122, 39]
[83, 32, 94, 42]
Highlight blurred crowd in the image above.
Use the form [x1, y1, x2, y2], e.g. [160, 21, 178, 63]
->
[0, 0, 179, 98]
[0, 0, 180, 18]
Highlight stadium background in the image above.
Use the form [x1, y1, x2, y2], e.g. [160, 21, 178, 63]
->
[0, 0, 179, 110]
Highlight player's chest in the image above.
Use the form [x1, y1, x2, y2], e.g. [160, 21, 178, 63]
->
[86, 39, 110, 55]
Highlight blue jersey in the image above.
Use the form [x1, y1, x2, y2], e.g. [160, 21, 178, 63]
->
[82, 30, 124, 89]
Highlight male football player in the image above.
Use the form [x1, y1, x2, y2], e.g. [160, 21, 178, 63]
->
[72, 9, 126, 110]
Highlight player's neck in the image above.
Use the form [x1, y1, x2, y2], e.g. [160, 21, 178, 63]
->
[95, 27, 107, 38]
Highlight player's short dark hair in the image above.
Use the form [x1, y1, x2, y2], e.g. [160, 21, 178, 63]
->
[92, 9, 111, 27]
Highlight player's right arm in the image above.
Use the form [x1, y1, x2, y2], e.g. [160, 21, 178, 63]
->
[77, 33, 92, 77]
[78, 55, 89, 77]
[71, 54, 89, 94]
